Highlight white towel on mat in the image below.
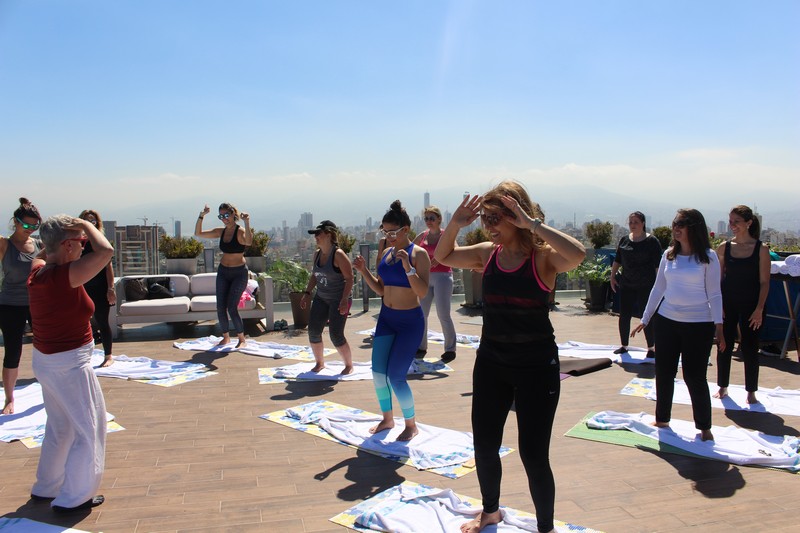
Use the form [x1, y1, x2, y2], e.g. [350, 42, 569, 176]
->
[557, 341, 653, 364]
[271, 361, 373, 381]
[90, 351, 208, 380]
[173, 336, 239, 352]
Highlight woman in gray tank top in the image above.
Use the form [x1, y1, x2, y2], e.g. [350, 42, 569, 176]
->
[300, 220, 354, 374]
[0, 198, 42, 414]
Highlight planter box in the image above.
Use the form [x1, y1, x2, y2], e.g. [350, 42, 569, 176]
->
[245, 256, 267, 273]
[166, 258, 198, 276]
[288, 291, 311, 329]
[463, 269, 483, 307]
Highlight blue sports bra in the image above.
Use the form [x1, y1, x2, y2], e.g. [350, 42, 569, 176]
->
[377, 243, 416, 288]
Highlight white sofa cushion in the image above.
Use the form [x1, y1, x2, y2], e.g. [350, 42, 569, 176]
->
[119, 296, 191, 316]
[190, 273, 217, 296]
[190, 295, 257, 312]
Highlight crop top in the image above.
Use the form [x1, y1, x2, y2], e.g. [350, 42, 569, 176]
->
[377, 243, 416, 288]
[219, 225, 247, 254]
[418, 230, 451, 273]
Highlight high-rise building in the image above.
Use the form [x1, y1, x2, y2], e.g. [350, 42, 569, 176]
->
[424, 191, 430, 208]
[110, 223, 164, 276]
[717, 220, 727, 237]
[175, 220, 182, 238]
[299, 212, 313, 232]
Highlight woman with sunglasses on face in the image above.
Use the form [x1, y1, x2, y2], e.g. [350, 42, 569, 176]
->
[412, 205, 457, 362]
[353, 200, 430, 442]
[434, 181, 585, 533]
[78, 210, 116, 367]
[300, 220, 355, 375]
[714, 205, 770, 404]
[196, 203, 253, 347]
[610, 211, 662, 359]
[0, 198, 42, 414]
[632, 209, 723, 442]
[27, 214, 113, 512]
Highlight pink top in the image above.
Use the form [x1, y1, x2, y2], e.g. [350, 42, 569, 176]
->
[418, 230, 452, 273]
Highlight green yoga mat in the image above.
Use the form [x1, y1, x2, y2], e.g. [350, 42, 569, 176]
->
[564, 412, 703, 459]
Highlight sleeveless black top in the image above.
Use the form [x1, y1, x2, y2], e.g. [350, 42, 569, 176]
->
[480, 246, 557, 365]
[219, 224, 247, 254]
[721, 240, 762, 306]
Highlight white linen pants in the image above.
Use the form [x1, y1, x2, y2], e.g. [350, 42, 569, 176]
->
[31, 341, 107, 508]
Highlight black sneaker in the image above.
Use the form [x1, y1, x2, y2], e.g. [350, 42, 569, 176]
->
[613, 346, 628, 354]
[441, 351, 456, 363]
[53, 495, 105, 513]
[415, 349, 427, 360]
[646, 349, 656, 359]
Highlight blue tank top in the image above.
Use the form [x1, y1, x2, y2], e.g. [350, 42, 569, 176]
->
[377, 243, 416, 288]
[219, 225, 247, 254]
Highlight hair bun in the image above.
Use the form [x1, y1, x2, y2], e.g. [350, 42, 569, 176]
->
[19, 197, 31, 206]
[390, 200, 403, 212]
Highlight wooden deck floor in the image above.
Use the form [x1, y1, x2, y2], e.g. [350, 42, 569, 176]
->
[1, 300, 798, 532]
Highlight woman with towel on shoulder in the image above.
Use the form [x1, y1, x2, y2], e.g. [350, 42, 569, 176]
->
[300, 220, 354, 375]
[196, 202, 253, 348]
[714, 205, 770, 404]
[632, 208, 723, 441]
[0, 197, 42, 414]
[78, 210, 116, 367]
[353, 200, 430, 442]
[435, 181, 585, 533]
[27, 214, 114, 512]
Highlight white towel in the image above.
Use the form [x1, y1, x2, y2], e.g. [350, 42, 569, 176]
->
[172, 336, 239, 352]
[285, 404, 475, 470]
[357, 328, 481, 349]
[587, 411, 800, 471]
[271, 361, 373, 381]
[239, 340, 329, 360]
[785, 254, 799, 266]
[0, 517, 91, 532]
[91, 350, 208, 380]
[557, 341, 653, 364]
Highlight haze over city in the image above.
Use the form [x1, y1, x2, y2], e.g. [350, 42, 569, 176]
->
[1, 1, 798, 233]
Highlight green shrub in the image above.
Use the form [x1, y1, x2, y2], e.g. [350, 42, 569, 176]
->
[245, 230, 271, 257]
[585, 221, 613, 249]
[567, 255, 612, 283]
[267, 259, 311, 293]
[159, 235, 204, 259]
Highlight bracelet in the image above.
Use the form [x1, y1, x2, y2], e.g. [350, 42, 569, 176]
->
[531, 218, 543, 235]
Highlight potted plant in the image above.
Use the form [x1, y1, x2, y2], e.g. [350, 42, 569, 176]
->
[567, 255, 612, 311]
[244, 230, 271, 273]
[337, 231, 357, 255]
[159, 235, 204, 275]
[585, 221, 614, 250]
[462, 227, 490, 307]
[267, 259, 311, 328]
[652, 226, 673, 251]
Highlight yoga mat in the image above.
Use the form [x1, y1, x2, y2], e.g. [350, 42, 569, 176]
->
[260, 399, 513, 478]
[238, 340, 336, 361]
[330, 481, 601, 533]
[559, 357, 612, 376]
[132, 371, 218, 387]
[557, 341, 654, 364]
[620, 378, 800, 417]
[257, 358, 453, 384]
[91, 350, 209, 380]
[0, 517, 90, 532]
[19, 421, 126, 449]
[173, 336, 240, 352]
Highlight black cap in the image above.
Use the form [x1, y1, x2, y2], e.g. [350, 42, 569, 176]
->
[308, 220, 337, 234]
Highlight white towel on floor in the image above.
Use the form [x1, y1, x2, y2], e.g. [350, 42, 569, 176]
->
[239, 340, 320, 359]
[355, 484, 545, 533]
[0, 517, 90, 532]
[271, 361, 373, 381]
[173, 336, 239, 352]
[285, 404, 475, 470]
[587, 411, 800, 471]
[644, 379, 800, 417]
[357, 328, 481, 349]
[557, 341, 653, 364]
[90, 351, 208, 380]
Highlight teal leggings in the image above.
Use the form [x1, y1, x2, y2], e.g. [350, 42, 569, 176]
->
[372, 306, 425, 419]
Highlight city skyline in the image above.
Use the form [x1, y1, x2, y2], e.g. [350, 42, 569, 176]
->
[2, 1, 798, 232]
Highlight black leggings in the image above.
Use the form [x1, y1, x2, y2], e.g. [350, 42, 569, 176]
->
[618, 285, 654, 347]
[654, 315, 714, 430]
[717, 300, 761, 391]
[216, 264, 249, 334]
[86, 285, 113, 356]
[0, 304, 30, 369]
[471, 348, 560, 532]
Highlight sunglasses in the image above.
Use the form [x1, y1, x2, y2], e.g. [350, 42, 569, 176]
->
[16, 217, 40, 231]
[424, 215, 438, 222]
[61, 236, 88, 248]
[671, 219, 693, 229]
[381, 227, 404, 239]
[218, 213, 232, 220]
[480, 211, 505, 227]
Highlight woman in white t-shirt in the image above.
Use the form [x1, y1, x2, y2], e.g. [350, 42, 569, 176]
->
[632, 208, 723, 441]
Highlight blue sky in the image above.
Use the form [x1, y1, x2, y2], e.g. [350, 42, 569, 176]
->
[1, 0, 798, 232]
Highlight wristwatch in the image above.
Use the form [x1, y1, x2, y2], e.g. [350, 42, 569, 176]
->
[405, 267, 416, 277]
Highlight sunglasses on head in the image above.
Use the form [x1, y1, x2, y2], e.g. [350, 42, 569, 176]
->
[218, 213, 232, 220]
[381, 227, 404, 239]
[61, 236, 88, 248]
[16, 217, 40, 231]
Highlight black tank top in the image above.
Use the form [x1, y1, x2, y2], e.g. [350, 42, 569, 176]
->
[722, 240, 761, 305]
[481, 246, 555, 350]
[219, 225, 247, 254]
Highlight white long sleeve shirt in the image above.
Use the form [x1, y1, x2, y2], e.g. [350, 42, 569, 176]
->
[641, 249, 723, 325]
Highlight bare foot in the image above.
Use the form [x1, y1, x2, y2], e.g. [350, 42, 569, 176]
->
[216, 335, 231, 346]
[369, 420, 395, 434]
[100, 356, 114, 368]
[340, 365, 354, 375]
[747, 392, 759, 404]
[713, 387, 728, 399]
[236, 339, 247, 349]
[700, 429, 714, 441]
[2, 400, 14, 415]
[396, 425, 419, 442]
[652, 421, 670, 428]
[310, 363, 325, 372]
[460, 510, 502, 533]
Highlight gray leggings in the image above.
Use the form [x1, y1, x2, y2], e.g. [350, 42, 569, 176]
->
[419, 271, 456, 352]
[216, 264, 249, 334]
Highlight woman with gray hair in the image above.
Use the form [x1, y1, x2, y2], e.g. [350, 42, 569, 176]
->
[27, 214, 113, 512]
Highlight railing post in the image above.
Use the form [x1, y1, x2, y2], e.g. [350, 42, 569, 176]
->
[359, 243, 371, 312]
